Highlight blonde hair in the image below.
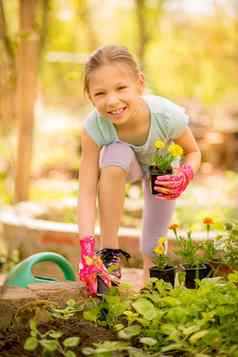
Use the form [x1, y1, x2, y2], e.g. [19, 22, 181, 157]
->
[84, 45, 140, 95]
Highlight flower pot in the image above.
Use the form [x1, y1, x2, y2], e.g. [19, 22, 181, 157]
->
[149, 265, 175, 287]
[0, 258, 5, 272]
[149, 166, 173, 195]
[182, 263, 210, 289]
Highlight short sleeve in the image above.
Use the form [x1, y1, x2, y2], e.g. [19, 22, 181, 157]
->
[83, 111, 103, 146]
[164, 104, 189, 139]
[83, 110, 117, 146]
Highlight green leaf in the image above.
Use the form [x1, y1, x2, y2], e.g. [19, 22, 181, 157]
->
[161, 343, 183, 352]
[189, 330, 209, 343]
[83, 341, 129, 354]
[83, 309, 99, 322]
[24, 336, 38, 351]
[48, 330, 63, 339]
[113, 323, 125, 331]
[67, 299, 76, 307]
[30, 330, 37, 337]
[181, 325, 201, 336]
[139, 337, 157, 346]
[29, 318, 37, 330]
[163, 296, 178, 306]
[81, 346, 96, 355]
[65, 351, 76, 357]
[40, 339, 58, 351]
[228, 271, 238, 283]
[118, 325, 141, 340]
[119, 281, 133, 289]
[63, 337, 80, 347]
[132, 298, 157, 320]
[160, 323, 178, 338]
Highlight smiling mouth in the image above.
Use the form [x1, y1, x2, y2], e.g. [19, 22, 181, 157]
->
[108, 107, 126, 115]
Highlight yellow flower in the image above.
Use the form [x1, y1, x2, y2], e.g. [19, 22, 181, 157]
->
[157, 236, 167, 245]
[154, 245, 164, 256]
[85, 256, 94, 265]
[168, 143, 184, 157]
[154, 139, 165, 150]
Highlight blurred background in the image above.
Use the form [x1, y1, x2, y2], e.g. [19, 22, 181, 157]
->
[1, 0, 238, 249]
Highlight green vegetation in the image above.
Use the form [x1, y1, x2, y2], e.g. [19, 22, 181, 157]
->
[23, 276, 238, 356]
[24, 318, 80, 357]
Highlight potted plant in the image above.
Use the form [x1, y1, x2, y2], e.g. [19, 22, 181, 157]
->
[149, 139, 184, 195]
[222, 222, 238, 274]
[200, 217, 225, 277]
[149, 237, 176, 286]
[170, 224, 209, 289]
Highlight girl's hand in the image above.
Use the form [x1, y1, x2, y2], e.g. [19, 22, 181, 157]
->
[79, 235, 111, 295]
[154, 164, 194, 200]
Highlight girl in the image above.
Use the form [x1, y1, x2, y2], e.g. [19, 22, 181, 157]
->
[78, 45, 201, 295]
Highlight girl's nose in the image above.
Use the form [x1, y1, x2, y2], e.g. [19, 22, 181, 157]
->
[106, 94, 119, 106]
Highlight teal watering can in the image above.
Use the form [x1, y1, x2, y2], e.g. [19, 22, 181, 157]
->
[5, 252, 76, 288]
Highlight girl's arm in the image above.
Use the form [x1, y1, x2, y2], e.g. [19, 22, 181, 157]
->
[77, 128, 100, 238]
[154, 127, 201, 199]
[174, 127, 201, 173]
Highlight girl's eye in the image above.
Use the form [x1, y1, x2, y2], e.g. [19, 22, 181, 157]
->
[95, 92, 104, 96]
[118, 86, 127, 90]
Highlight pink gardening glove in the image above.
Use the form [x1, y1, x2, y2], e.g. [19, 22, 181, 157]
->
[154, 164, 194, 200]
[79, 235, 111, 296]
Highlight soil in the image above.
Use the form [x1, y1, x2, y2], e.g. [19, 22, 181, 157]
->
[0, 316, 116, 356]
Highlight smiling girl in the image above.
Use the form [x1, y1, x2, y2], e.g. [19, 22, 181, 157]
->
[78, 45, 201, 295]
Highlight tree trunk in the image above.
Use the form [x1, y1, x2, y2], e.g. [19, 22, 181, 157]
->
[15, 0, 41, 202]
[77, 0, 99, 51]
[0, 0, 16, 133]
[134, 0, 165, 71]
[135, 0, 147, 70]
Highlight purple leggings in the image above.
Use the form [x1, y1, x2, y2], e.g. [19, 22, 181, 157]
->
[100, 142, 175, 256]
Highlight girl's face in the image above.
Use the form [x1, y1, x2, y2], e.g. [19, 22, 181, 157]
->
[88, 63, 145, 127]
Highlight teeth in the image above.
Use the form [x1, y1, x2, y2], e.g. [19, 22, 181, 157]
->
[111, 108, 124, 114]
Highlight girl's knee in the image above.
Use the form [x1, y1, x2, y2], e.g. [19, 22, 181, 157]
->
[100, 164, 127, 178]
[100, 142, 136, 173]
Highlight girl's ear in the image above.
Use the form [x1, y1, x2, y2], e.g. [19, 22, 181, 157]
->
[136, 72, 145, 94]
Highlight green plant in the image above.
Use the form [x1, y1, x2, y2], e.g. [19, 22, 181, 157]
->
[82, 278, 238, 356]
[223, 222, 238, 270]
[200, 217, 223, 262]
[50, 299, 85, 320]
[201, 237, 223, 263]
[152, 237, 171, 269]
[0, 249, 21, 273]
[150, 139, 183, 174]
[172, 228, 202, 267]
[83, 287, 131, 328]
[24, 318, 80, 356]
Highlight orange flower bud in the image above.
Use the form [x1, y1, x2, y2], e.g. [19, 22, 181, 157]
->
[203, 217, 214, 225]
[169, 223, 180, 230]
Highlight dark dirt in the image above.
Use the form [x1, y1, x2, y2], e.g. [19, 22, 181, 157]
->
[0, 316, 116, 356]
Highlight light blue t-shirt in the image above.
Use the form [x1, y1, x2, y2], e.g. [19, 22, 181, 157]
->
[83, 95, 189, 173]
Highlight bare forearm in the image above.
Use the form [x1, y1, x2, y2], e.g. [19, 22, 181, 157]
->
[77, 190, 97, 238]
[183, 151, 201, 175]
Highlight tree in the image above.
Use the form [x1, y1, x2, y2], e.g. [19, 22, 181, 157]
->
[0, 0, 16, 133]
[14, 0, 42, 202]
[134, 0, 165, 69]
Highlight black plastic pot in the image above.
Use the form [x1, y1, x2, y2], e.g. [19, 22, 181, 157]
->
[149, 166, 173, 195]
[0, 257, 5, 272]
[182, 263, 210, 289]
[149, 265, 176, 287]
